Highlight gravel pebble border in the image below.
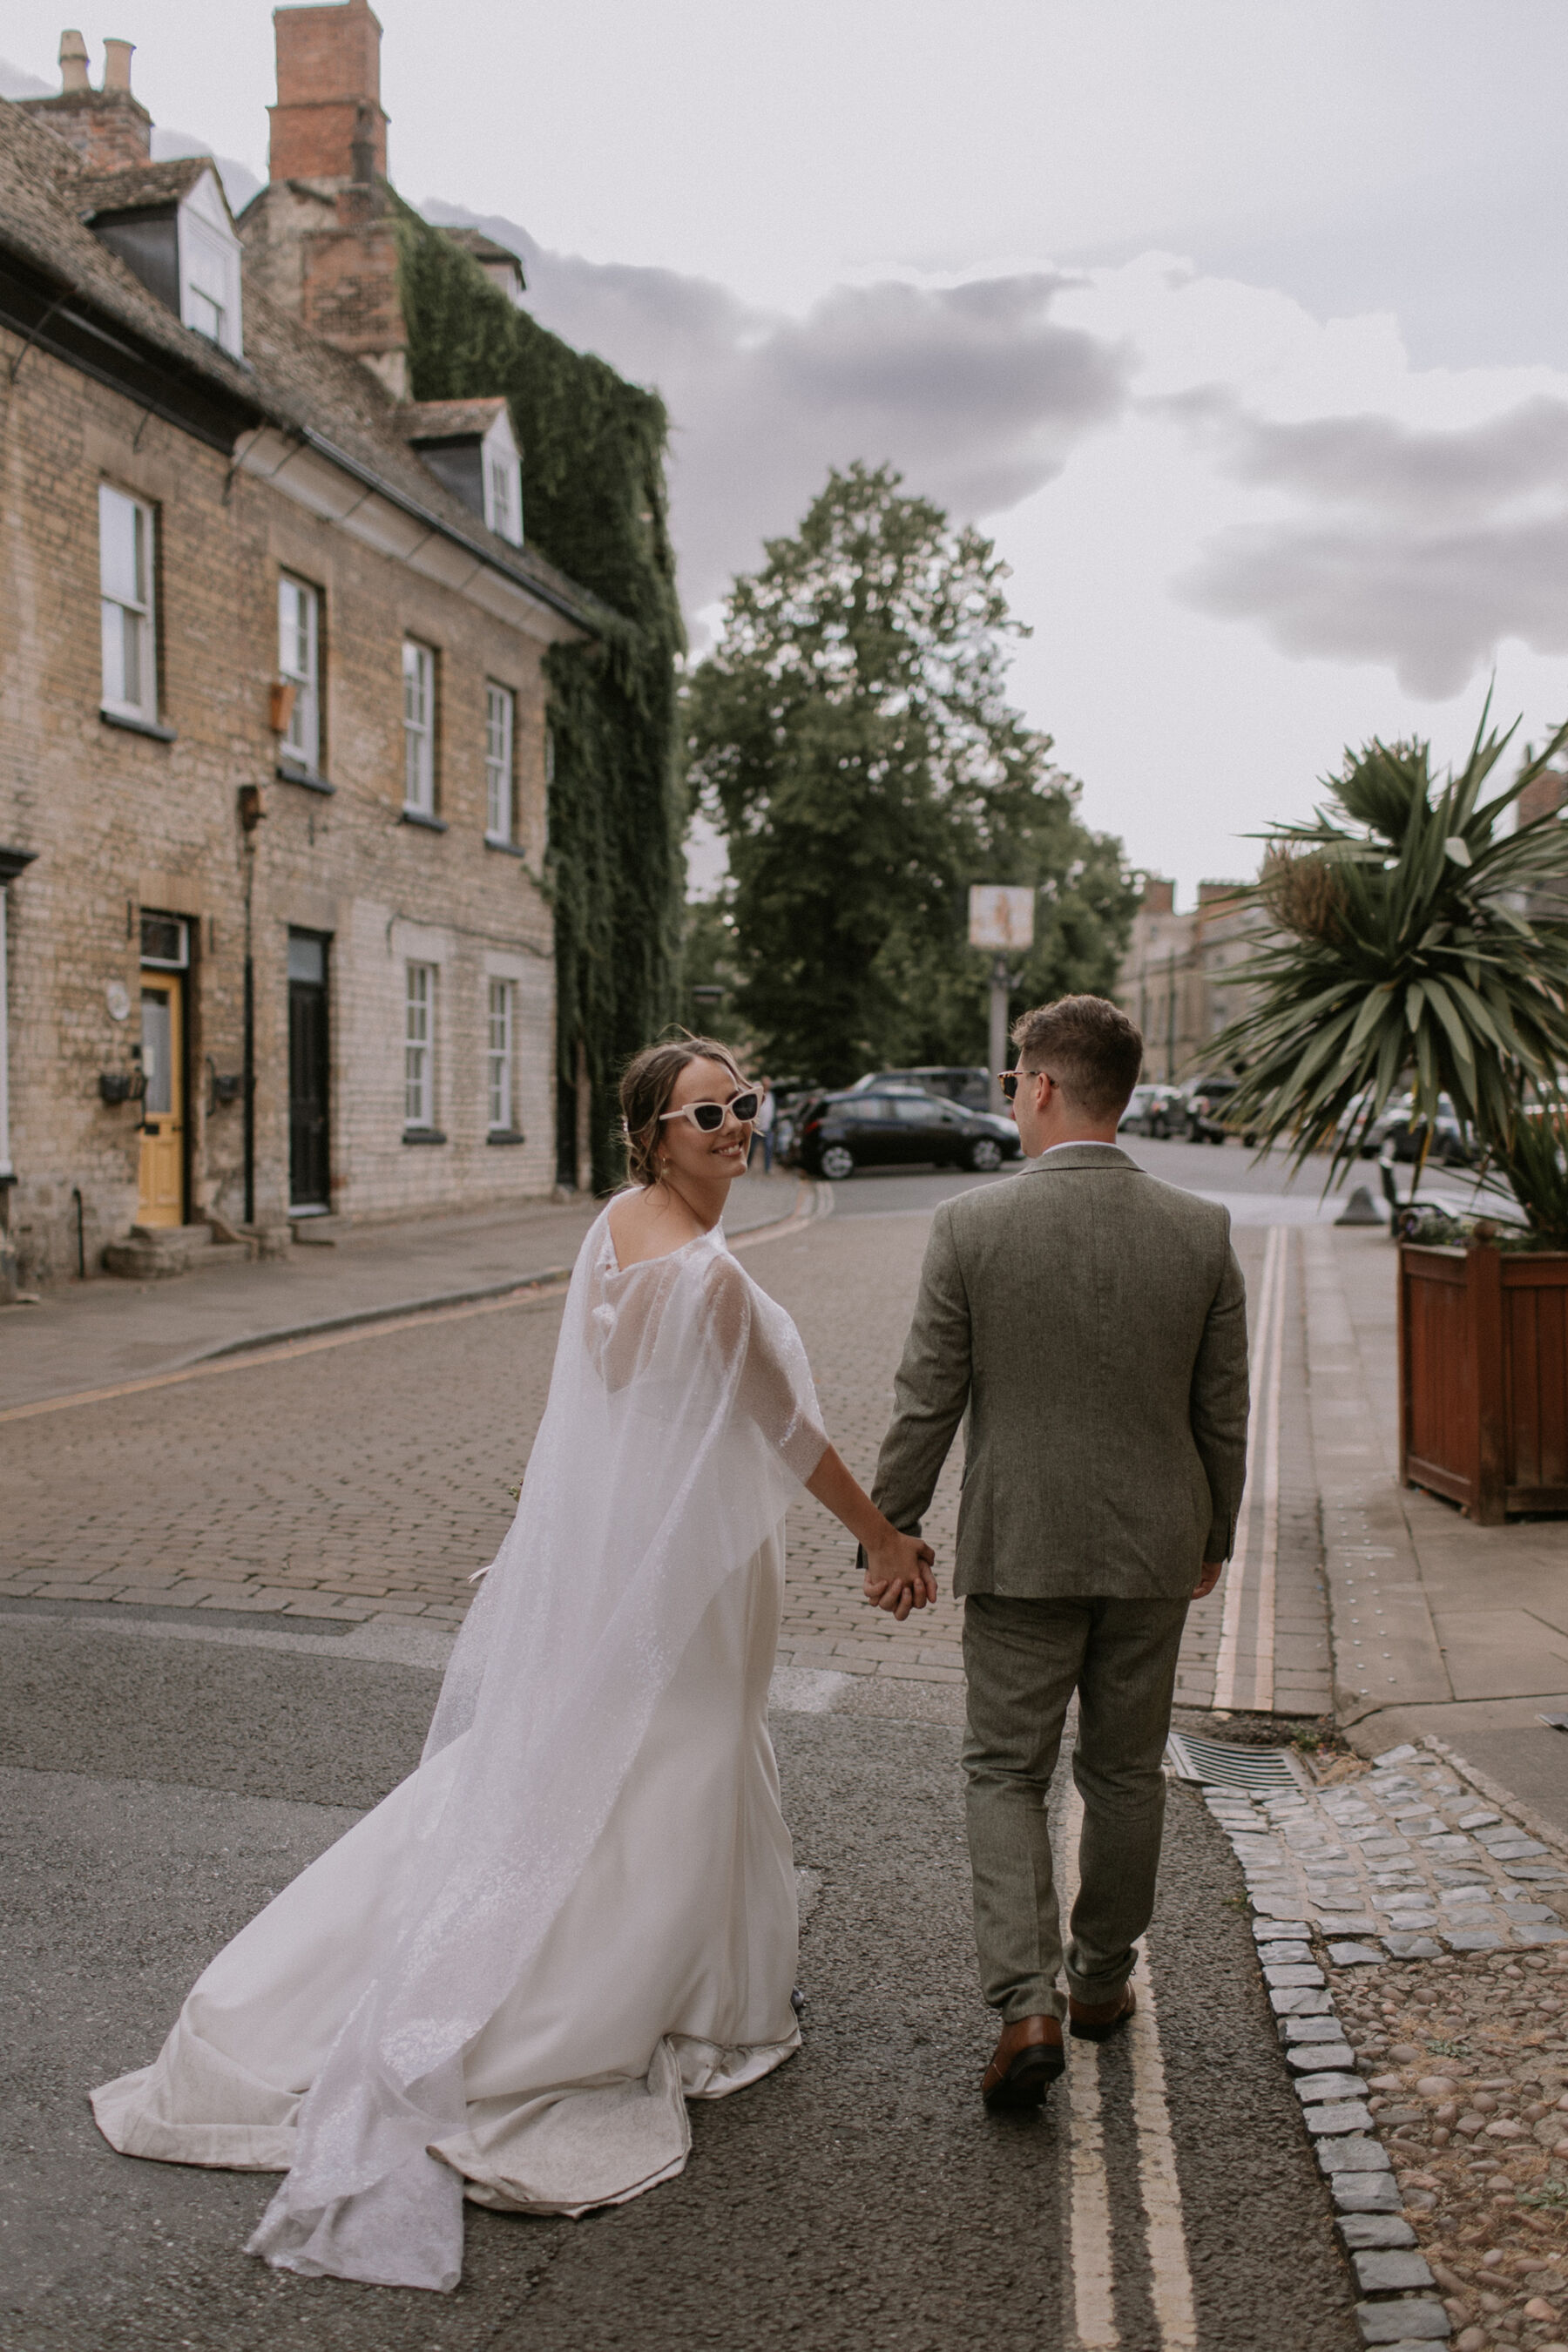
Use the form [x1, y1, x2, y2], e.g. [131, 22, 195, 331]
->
[1204, 1736, 1568, 2351]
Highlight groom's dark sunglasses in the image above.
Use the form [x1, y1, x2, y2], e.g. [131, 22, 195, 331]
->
[999, 1068, 1049, 1102]
[659, 1090, 760, 1132]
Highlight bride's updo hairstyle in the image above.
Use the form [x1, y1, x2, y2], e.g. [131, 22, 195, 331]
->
[620, 1034, 746, 1188]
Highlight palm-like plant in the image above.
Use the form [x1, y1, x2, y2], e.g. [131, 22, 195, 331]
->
[1213, 702, 1568, 1239]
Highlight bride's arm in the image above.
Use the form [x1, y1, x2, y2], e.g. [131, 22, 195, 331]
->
[701, 1255, 936, 1617]
[804, 1445, 936, 1620]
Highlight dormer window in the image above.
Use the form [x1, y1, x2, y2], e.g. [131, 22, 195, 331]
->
[402, 398, 524, 547]
[81, 159, 244, 359]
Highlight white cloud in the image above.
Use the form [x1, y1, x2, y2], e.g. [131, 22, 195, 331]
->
[428, 206, 1129, 609]
[1163, 387, 1568, 695]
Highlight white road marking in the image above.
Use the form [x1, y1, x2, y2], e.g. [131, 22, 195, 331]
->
[1126, 1959, 1199, 2349]
[1061, 1775, 1121, 2350]
[1061, 1775, 1199, 2352]
[1214, 1225, 1288, 1712]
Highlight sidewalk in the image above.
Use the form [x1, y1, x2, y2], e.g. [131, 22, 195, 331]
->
[1302, 1222, 1568, 1833]
[0, 1173, 808, 1413]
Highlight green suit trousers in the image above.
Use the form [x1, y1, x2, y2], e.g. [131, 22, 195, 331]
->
[962, 1593, 1190, 2019]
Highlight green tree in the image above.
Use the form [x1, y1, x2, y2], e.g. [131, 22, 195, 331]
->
[685, 463, 1136, 1084]
[395, 211, 684, 1191]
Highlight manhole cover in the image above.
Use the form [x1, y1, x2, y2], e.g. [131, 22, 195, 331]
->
[1166, 1730, 1301, 1788]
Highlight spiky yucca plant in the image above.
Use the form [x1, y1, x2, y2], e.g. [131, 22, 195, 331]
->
[1213, 703, 1568, 1238]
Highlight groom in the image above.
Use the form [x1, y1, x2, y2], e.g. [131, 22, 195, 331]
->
[864, 995, 1250, 2110]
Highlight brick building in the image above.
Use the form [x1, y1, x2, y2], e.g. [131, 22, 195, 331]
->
[0, 9, 602, 1298]
[1116, 876, 1269, 1083]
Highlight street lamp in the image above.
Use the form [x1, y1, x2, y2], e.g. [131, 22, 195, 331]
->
[968, 885, 1036, 1112]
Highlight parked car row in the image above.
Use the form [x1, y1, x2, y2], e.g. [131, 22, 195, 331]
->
[1334, 1089, 1479, 1166]
[777, 1063, 1484, 1179]
[1116, 1077, 1254, 1146]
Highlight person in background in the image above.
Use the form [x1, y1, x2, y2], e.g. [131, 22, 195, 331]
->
[749, 1078, 776, 1174]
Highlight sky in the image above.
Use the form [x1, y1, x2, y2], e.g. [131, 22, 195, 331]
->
[10, 0, 1568, 902]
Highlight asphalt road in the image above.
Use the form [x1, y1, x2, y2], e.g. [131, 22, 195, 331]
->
[818, 1131, 1489, 1224]
[0, 1609, 1359, 2352]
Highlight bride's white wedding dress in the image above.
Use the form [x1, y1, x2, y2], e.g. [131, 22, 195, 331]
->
[91, 1208, 828, 2292]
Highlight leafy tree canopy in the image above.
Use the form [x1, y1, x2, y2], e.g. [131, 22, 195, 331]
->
[684, 462, 1137, 1085]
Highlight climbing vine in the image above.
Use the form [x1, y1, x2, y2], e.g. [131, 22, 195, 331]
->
[396, 208, 684, 1190]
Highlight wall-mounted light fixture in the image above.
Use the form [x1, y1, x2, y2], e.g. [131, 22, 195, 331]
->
[206, 1057, 243, 1109]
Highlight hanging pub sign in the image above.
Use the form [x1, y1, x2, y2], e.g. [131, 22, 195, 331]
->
[967, 884, 1036, 951]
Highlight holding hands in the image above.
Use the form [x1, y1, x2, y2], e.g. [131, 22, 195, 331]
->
[801, 1443, 938, 1625]
[862, 1527, 937, 1619]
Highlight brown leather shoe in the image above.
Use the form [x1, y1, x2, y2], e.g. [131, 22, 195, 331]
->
[982, 2014, 1065, 2112]
[1068, 1984, 1137, 2042]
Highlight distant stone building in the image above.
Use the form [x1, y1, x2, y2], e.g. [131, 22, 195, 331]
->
[1517, 768, 1568, 924]
[0, 7, 600, 1298]
[1116, 877, 1269, 1083]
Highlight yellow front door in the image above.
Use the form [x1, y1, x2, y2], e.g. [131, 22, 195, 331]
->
[138, 979, 185, 1227]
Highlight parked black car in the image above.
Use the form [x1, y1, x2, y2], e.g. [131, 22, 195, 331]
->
[849, 1065, 991, 1112]
[797, 1085, 1022, 1180]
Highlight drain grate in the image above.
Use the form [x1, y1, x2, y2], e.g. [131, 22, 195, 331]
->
[1165, 1730, 1301, 1788]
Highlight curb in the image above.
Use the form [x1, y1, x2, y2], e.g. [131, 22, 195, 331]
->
[192, 1265, 578, 1362]
[193, 1178, 826, 1365]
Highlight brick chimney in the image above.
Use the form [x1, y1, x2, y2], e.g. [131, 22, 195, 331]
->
[1140, 878, 1176, 916]
[240, 0, 409, 399]
[267, 0, 389, 182]
[19, 30, 152, 167]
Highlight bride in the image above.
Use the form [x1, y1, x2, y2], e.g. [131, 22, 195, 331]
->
[91, 1037, 936, 2293]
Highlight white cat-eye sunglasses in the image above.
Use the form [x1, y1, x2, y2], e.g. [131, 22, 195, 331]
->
[658, 1089, 759, 1133]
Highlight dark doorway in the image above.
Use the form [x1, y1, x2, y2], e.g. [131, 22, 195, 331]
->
[287, 930, 330, 1210]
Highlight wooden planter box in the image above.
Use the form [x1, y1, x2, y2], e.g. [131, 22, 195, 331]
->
[1399, 1241, 1568, 1524]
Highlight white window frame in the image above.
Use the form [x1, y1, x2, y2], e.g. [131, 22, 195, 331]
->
[278, 575, 321, 772]
[487, 978, 514, 1132]
[479, 409, 524, 546]
[405, 963, 436, 1128]
[177, 170, 243, 357]
[486, 453, 517, 543]
[484, 683, 515, 843]
[98, 484, 156, 723]
[402, 640, 436, 814]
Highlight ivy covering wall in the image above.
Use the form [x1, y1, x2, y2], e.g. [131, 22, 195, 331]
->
[395, 209, 684, 1191]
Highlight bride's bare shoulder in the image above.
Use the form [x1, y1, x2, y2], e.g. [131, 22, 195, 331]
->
[605, 1186, 706, 1271]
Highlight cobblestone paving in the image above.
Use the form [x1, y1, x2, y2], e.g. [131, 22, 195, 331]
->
[1204, 1739, 1568, 2350]
[0, 1217, 940, 1654]
[0, 1200, 1333, 1713]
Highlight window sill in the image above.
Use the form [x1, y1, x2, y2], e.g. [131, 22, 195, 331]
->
[483, 835, 531, 859]
[402, 1126, 448, 1145]
[400, 808, 448, 834]
[277, 760, 335, 795]
[486, 1128, 526, 1146]
[101, 708, 177, 744]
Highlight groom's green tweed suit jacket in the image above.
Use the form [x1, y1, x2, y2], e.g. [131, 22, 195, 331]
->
[870, 1144, 1251, 1599]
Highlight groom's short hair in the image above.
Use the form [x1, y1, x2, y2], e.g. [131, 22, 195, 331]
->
[1011, 995, 1144, 1120]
